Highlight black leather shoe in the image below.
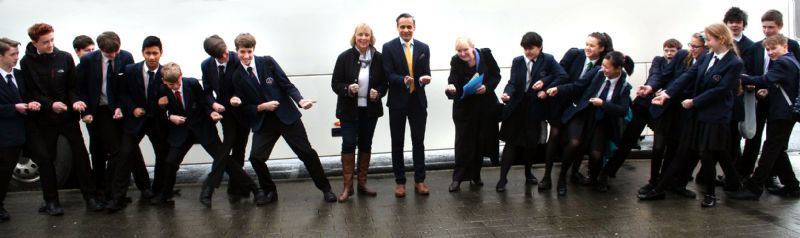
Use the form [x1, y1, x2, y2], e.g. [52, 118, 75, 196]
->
[538, 177, 552, 191]
[149, 195, 175, 206]
[86, 198, 105, 212]
[669, 187, 697, 199]
[701, 194, 717, 208]
[638, 184, 654, 195]
[470, 179, 484, 186]
[495, 179, 507, 193]
[140, 189, 155, 200]
[525, 176, 539, 186]
[104, 199, 126, 213]
[39, 201, 64, 216]
[199, 186, 214, 208]
[637, 189, 665, 200]
[557, 179, 567, 196]
[768, 186, 800, 198]
[448, 181, 461, 192]
[0, 206, 9, 221]
[726, 189, 760, 201]
[323, 191, 337, 203]
[571, 172, 590, 185]
[766, 176, 784, 193]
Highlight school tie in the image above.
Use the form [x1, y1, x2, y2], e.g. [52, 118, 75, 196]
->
[102, 60, 113, 105]
[404, 41, 415, 93]
[249, 66, 272, 100]
[585, 61, 593, 73]
[145, 71, 154, 99]
[5, 74, 21, 102]
[174, 90, 184, 109]
[218, 65, 226, 83]
[595, 80, 611, 120]
[706, 56, 719, 74]
[525, 60, 533, 92]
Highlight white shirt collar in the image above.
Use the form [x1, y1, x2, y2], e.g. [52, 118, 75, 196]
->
[400, 37, 414, 46]
[734, 34, 743, 42]
[714, 50, 730, 59]
[0, 68, 12, 78]
[143, 64, 159, 74]
[215, 58, 227, 68]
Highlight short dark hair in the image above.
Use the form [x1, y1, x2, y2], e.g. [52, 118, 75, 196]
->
[0, 38, 21, 55]
[27, 23, 54, 41]
[203, 35, 227, 59]
[663, 38, 682, 49]
[604, 51, 625, 69]
[724, 7, 748, 27]
[72, 35, 94, 51]
[396, 13, 415, 25]
[141, 36, 162, 52]
[96, 31, 121, 53]
[520, 32, 543, 49]
[234, 33, 256, 49]
[762, 9, 783, 26]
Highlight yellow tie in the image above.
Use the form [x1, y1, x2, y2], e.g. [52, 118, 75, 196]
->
[404, 41, 415, 93]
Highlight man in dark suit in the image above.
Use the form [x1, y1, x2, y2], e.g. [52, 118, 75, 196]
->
[382, 13, 432, 197]
[201, 35, 252, 201]
[739, 10, 800, 190]
[75, 32, 150, 202]
[0, 37, 42, 221]
[20, 23, 103, 215]
[105, 36, 170, 212]
[151, 62, 260, 207]
[230, 33, 336, 203]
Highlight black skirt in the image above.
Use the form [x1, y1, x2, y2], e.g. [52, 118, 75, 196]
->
[651, 103, 682, 141]
[499, 99, 543, 147]
[680, 118, 731, 152]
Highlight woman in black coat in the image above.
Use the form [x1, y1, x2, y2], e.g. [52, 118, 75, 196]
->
[445, 37, 501, 192]
[330, 23, 387, 202]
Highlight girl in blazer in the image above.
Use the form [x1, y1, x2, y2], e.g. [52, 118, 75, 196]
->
[645, 23, 745, 207]
[330, 24, 387, 202]
[445, 37, 501, 192]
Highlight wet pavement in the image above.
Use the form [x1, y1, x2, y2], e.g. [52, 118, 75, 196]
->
[2, 159, 800, 237]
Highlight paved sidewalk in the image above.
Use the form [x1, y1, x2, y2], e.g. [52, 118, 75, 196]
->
[2, 159, 800, 237]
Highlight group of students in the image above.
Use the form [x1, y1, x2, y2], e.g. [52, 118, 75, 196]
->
[1, 8, 799, 222]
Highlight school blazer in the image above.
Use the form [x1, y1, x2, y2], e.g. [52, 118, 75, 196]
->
[665, 51, 744, 124]
[649, 50, 690, 118]
[118, 62, 167, 136]
[558, 69, 632, 142]
[742, 52, 800, 122]
[75, 50, 134, 116]
[200, 51, 245, 124]
[501, 53, 566, 121]
[0, 69, 29, 147]
[160, 77, 218, 147]
[231, 56, 304, 132]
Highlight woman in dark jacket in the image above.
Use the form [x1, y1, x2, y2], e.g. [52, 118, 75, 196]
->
[445, 37, 501, 192]
[330, 23, 387, 202]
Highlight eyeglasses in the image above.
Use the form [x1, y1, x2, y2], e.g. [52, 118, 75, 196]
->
[688, 43, 705, 49]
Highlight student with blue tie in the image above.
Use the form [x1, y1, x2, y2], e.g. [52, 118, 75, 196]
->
[230, 33, 336, 204]
[200, 35, 252, 202]
[645, 23, 745, 208]
[382, 13, 432, 197]
[546, 51, 633, 196]
[0, 37, 42, 221]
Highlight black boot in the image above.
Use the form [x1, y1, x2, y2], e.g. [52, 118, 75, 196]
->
[200, 186, 214, 208]
[638, 189, 665, 200]
[538, 176, 552, 191]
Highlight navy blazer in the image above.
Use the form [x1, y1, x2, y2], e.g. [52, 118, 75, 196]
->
[744, 38, 800, 77]
[160, 77, 217, 146]
[200, 51, 245, 124]
[119, 62, 167, 136]
[742, 52, 800, 122]
[547, 48, 602, 122]
[331, 47, 387, 121]
[665, 51, 744, 124]
[76, 50, 134, 116]
[649, 50, 690, 118]
[231, 56, 304, 132]
[0, 69, 29, 147]
[381, 37, 431, 109]
[447, 48, 501, 121]
[558, 69, 632, 142]
[736, 34, 754, 58]
[502, 53, 566, 121]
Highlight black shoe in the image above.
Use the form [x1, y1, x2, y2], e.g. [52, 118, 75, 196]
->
[638, 184, 654, 195]
[538, 177, 552, 191]
[701, 194, 717, 207]
[526, 176, 539, 186]
[149, 195, 175, 206]
[766, 176, 784, 193]
[448, 181, 461, 192]
[669, 187, 697, 199]
[38, 201, 64, 216]
[557, 179, 567, 196]
[86, 198, 105, 212]
[715, 175, 726, 187]
[323, 191, 337, 203]
[638, 189, 665, 200]
[495, 179, 507, 193]
[199, 186, 214, 208]
[726, 189, 761, 201]
[0, 206, 9, 221]
[571, 173, 590, 185]
[596, 175, 609, 192]
[104, 199, 126, 213]
[140, 189, 155, 200]
[470, 179, 484, 186]
[767, 186, 800, 198]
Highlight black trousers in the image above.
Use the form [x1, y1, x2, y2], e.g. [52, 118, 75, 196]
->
[111, 117, 168, 200]
[249, 115, 331, 193]
[738, 100, 769, 176]
[748, 119, 799, 191]
[605, 103, 650, 176]
[26, 120, 96, 201]
[452, 117, 489, 182]
[157, 133, 256, 198]
[0, 146, 22, 206]
[219, 114, 251, 195]
[389, 95, 427, 184]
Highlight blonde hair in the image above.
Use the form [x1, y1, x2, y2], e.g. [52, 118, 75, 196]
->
[349, 23, 376, 47]
[161, 62, 182, 83]
[454, 36, 474, 50]
[704, 23, 740, 56]
[763, 34, 788, 47]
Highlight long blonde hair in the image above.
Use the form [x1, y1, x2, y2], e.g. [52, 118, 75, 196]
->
[704, 23, 740, 57]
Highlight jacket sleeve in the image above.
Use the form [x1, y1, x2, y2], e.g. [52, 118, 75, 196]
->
[267, 57, 304, 104]
[199, 61, 219, 107]
[665, 56, 702, 98]
[645, 56, 665, 90]
[446, 56, 462, 100]
[331, 52, 354, 97]
[21, 58, 54, 109]
[232, 73, 259, 121]
[602, 82, 632, 117]
[482, 49, 501, 92]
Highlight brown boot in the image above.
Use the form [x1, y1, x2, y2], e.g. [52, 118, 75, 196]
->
[357, 152, 377, 196]
[338, 153, 355, 202]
